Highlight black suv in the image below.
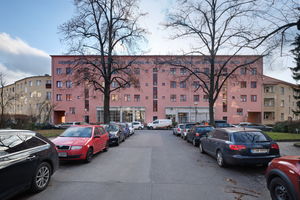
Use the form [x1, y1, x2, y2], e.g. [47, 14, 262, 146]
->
[0, 130, 59, 200]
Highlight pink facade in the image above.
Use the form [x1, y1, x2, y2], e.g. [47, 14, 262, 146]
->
[51, 55, 263, 125]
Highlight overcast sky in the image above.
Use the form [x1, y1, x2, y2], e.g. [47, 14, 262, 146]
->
[0, 0, 298, 85]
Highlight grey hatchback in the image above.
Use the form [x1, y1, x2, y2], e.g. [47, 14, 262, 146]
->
[199, 127, 280, 167]
[0, 130, 59, 200]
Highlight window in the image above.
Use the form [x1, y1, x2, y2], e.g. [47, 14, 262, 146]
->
[134, 95, 140, 102]
[29, 81, 33, 86]
[125, 94, 130, 101]
[180, 81, 186, 88]
[170, 68, 176, 75]
[70, 107, 76, 114]
[66, 68, 72, 74]
[134, 81, 140, 88]
[237, 108, 243, 115]
[29, 92, 33, 97]
[46, 80, 51, 84]
[153, 68, 158, 72]
[251, 95, 257, 102]
[180, 95, 186, 102]
[66, 81, 72, 88]
[203, 95, 209, 102]
[204, 68, 209, 75]
[241, 81, 247, 88]
[57, 68, 62, 74]
[46, 92, 51, 100]
[85, 100, 89, 111]
[281, 87, 284, 94]
[193, 81, 200, 88]
[194, 68, 200, 75]
[153, 100, 158, 112]
[162, 83, 165, 86]
[194, 95, 199, 102]
[264, 86, 275, 93]
[180, 68, 186, 75]
[124, 68, 130, 75]
[57, 81, 62, 88]
[112, 81, 118, 88]
[281, 100, 284, 107]
[170, 81, 176, 88]
[240, 68, 246, 75]
[281, 113, 284, 120]
[57, 94, 62, 101]
[134, 68, 140, 75]
[223, 68, 227, 76]
[36, 80, 41, 86]
[153, 87, 157, 99]
[25, 87, 27, 93]
[66, 94, 72, 101]
[37, 92, 41, 97]
[124, 83, 130, 88]
[21, 83, 23, 88]
[112, 94, 118, 101]
[251, 68, 257, 75]
[251, 82, 257, 88]
[241, 95, 247, 102]
[170, 95, 176, 102]
[37, 104, 41, 109]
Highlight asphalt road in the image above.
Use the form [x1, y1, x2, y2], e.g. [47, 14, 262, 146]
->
[14, 129, 292, 200]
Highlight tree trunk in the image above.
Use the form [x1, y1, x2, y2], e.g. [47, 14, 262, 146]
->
[209, 98, 215, 127]
[104, 85, 110, 124]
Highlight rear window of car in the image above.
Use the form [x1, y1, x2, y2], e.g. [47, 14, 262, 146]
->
[179, 125, 184, 129]
[196, 127, 214, 133]
[104, 125, 119, 132]
[233, 131, 272, 143]
[185, 124, 196, 129]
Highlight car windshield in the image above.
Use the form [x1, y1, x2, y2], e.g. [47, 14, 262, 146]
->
[233, 131, 271, 143]
[60, 127, 92, 137]
[185, 124, 196, 128]
[103, 125, 119, 132]
[196, 127, 213, 133]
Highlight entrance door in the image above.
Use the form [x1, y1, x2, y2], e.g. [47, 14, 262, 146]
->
[85, 116, 89, 123]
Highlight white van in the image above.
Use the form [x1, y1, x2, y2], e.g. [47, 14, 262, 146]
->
[147, 119, 172, 130]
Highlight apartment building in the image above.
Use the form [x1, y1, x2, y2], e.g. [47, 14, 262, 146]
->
[262, 75, 298, 125]
[51, 55, 263, 125]
[1, 75, 52, 122]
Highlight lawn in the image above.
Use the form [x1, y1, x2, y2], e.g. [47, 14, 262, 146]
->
[265, 131, 300, 141]
[35, 129, 64, 138]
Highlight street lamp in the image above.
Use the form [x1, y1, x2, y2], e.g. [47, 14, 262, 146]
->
[194, 102, 198, 123]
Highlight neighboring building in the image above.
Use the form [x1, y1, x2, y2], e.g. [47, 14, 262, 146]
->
[51, 55, 263, 125]
[262, 75, 298, 125]
[1, 75, 52, 122]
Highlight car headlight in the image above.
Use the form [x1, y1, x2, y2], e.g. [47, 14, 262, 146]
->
[71, 146, 83, 150]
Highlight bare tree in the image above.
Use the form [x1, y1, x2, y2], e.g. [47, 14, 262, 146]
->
[162, 0, 299, 126]
[58, 0, 148, 123]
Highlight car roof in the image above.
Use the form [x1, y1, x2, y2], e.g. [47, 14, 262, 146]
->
[194, 125, 213, 127]
[214, 127, 263, 133]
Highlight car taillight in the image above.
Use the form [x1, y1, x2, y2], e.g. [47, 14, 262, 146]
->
[178, 128, 180, 131]
[185, 129, 187, 132]
[55, 146, 58, 151]
[195, 133, 199, 137]
[230, 145, 246, 150]
[271, 143, 279, 149]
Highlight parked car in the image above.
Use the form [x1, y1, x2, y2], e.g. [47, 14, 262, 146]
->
[266, 155, 300, 200]
[244, 123, 274, 132]
[173, 123, 184, 136]
[186, 125, 214, 147]
[0, 130, 59, 200]
[127, 123, 135, 135]
[199, 127, 280, 167]
[132, 121, 144, 130]
[36, 122, 61, 130]
[236, 122, 251, 127]
[57, 121, 89, 129]
[147, 119, 172, 130]
[116, 122, 130, 138]
[52, 125, 109, 163]
[181, 123, 196, 140]
[103, 124, 126, 146]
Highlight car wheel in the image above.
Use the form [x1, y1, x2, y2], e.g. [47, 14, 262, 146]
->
[84, 148, 93, 163]
[150, 126, 153, 130]
[216, 150, 227, 167]
[30, 162, 52, 193]
[103, 141, 109, 152]
[199, 142, 205, 154]
[193, 138, 198, 147]
[184, 135, 186, 140]
[116, 138, 120, 146]
[270, 177, 294, 200]
[139, 127, 142, 130]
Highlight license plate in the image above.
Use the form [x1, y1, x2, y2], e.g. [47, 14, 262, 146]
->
[251, 149, 269, 153]
[58, 152, 67, 157]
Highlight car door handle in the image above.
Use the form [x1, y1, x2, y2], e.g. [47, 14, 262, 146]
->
[26, 155, 36, 161]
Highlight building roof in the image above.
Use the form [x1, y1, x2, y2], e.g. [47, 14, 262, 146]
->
[263, 75, 297, 87]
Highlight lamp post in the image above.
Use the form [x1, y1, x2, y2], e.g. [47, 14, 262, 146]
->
[194, 102, 198, 123]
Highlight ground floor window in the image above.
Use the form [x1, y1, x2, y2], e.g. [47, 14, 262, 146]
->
[97, 107, 145, 123]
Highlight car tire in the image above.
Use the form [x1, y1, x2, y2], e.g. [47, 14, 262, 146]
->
[193, 138, 198, 147]
[184, 135, 186, 140]
[199, 142, 205, 154]
[103, 141, 109, 152]
[116, 138, 120, 146]
[269, 177, 294, 200]
[30, 162, 52, 193]
[150, 126, 153, 130]
[139, 127, 142, 130]
[216, 150, 227, 167]
[84, 148, 93, 163]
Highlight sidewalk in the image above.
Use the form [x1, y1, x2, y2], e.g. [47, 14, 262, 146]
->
[278, 142, 300, 156]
